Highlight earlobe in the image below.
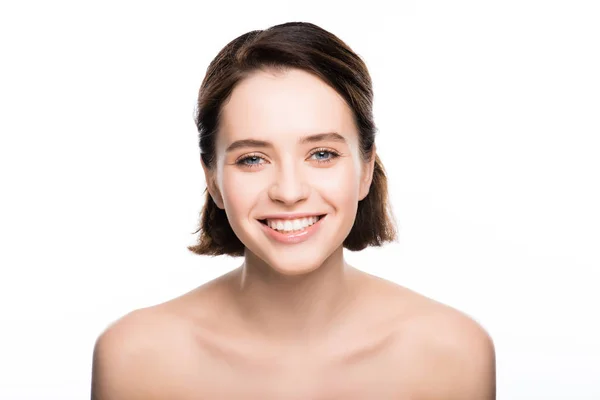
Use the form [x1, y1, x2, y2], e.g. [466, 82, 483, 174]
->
[359, 146, 376, 201]
[201, 159, 225, 209]
[208, 181, 225, 210]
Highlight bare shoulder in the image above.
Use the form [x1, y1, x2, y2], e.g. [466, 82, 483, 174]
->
[370, 277, 496, 400]
[96, 272, 246, 399]
[90, 273, 235, 399]
[405, 301, 495, 397]
[91, 304, 200, 399]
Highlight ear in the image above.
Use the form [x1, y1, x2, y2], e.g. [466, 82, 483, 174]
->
[358, 144, 376, 201]
[201, 157, 225, 209]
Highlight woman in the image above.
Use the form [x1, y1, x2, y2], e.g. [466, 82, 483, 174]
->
[92, 22, 495, 399]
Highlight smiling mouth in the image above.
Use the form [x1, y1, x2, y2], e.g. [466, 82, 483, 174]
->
[258, 215, 326, 233]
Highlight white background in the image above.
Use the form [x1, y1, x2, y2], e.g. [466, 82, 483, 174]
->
[1, 0, 598, 398]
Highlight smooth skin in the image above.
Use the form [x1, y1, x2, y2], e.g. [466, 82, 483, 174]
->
[91, 69, 495, 399]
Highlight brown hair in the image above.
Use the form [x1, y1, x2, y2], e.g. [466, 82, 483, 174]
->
[188, 22, 397, 257]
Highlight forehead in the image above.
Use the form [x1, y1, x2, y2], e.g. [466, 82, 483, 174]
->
[219, 68, 357, 143]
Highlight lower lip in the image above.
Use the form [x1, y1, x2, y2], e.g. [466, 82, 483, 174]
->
[258, 216, 325, 244]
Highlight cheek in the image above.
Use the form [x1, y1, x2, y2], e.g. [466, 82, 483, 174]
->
[220, 170, 262, 216]
[311, 162, 361, 208]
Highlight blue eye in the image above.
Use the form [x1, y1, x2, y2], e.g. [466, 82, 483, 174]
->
[244, 156, 261, 164]
[310, 149, 339, 163]
[313, 151, 331, 160]
[237, 156, 262, 165]
[237, 155, 265, 167]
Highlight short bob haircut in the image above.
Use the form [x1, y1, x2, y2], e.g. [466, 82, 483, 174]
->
[188, 22, 397, 257]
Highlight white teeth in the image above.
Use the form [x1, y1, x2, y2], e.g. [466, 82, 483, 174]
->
[266, 216, 320, 232]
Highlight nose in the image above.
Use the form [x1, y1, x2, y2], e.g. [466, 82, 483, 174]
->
[267, 160, 309, 205]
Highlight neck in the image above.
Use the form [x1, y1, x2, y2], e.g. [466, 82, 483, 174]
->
[227, 246, 359, 343]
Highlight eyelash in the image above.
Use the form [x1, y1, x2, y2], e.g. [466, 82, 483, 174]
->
[235, 148, 341, 168]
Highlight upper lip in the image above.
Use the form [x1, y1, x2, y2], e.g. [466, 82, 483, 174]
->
[257, 213, 325, 220]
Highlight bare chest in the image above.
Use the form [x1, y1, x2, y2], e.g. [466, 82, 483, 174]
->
[195, 357, 413, 399]
[179, 334, 419, 400]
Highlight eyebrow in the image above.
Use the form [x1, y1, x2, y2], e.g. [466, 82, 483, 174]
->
[225, 132, 347, 153]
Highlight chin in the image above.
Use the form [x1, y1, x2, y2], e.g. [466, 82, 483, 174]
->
[245, 245, 334, 277]
[265, 257, 325, 277]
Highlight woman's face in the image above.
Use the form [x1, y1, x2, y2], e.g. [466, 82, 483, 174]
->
[204, 68, 374, 275]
